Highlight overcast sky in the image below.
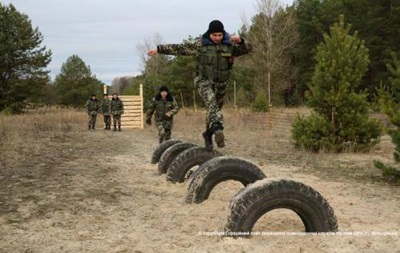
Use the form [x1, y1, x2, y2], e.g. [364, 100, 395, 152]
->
[4, 0, 294, 85]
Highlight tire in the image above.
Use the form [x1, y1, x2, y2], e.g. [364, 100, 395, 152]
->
[158, 142, 197, 174]
[150, 139, 182, 164]
[185, 156, 266, 204]
[224, 178, 338, 237]
[166, 147, 223, 184]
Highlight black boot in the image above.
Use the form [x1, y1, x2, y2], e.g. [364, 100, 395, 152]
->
[202, 129, 214, 150]
[212, 123, 225, 148]
[113, 123, 117, 131]
[118, 126, 121, 131]
[88, 125, 91, 130]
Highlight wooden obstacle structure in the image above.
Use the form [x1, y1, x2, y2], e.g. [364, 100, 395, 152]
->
[104, 84, 144, 129]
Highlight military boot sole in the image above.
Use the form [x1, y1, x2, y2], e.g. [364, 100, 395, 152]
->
[214, 130, 225, 148]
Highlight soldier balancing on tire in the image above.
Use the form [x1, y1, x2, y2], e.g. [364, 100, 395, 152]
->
[148, 20, 252, 150]
[146, 85, 179, 144]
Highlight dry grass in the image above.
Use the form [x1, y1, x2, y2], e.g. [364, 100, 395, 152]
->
[0, 108, 88, 177]
[0, 107, 399, 253]
[174, 107, 396, 184]
[0, 107, 395, 183]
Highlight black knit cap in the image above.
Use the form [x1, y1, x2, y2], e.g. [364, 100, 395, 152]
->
[207, 20, 224, 34]
[159, 85, 169, 93]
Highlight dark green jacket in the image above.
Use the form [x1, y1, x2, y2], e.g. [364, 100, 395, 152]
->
[99, 98, 111, 115]
[85, 98, 99, 115]
[146, 94, 179, 122]
[110, 98, 124, 115]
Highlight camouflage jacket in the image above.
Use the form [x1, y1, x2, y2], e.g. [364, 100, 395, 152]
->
[85, 98, 99, 115]
[99, 98, 111, 115]
[110, 98, 124, 115]
[146, 94, 179, 122]
[157, 31, 252, 81]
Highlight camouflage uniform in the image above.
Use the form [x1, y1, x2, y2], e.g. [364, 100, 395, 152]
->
[146, 89, 179, 144]
[84, 97, 99, 130]
[99, 96, 111, 130]
[156, 30, 251, 148]
[110, 96, 124, 131]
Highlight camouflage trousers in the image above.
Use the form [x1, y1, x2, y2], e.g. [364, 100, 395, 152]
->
[156, 120, 173, 143]
[103, 114, 111, 129]
[88, 113, 97, 129]
[194, 77, 227, 130]
[112, 114, 121, 129]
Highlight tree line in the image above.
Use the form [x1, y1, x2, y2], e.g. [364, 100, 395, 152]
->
[2, 1, 399, 111]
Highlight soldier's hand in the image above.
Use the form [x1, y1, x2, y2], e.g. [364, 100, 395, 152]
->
[147, 49, 158, 56]
[165, 112, 171, 117]
[230, 35, 242, 44]
[146, 118, 151, 126]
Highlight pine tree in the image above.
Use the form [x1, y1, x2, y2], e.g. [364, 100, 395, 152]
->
[292, 15, 382, 152]
[375, 52, 400, 183]
[0, 3, 52, 113]
[54, 55, 104, 107]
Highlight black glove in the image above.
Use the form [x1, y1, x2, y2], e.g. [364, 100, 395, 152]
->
[146, 118, 151, 126]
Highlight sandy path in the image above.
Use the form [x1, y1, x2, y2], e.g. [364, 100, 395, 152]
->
[0, 127, 399, 253]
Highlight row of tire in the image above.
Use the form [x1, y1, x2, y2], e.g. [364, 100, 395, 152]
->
[151, 139, 339, 237]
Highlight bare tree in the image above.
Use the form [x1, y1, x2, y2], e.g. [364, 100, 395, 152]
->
[244, 0, 298, 106]
[136, 33, 169, 76]
[111, 76, 133, 94]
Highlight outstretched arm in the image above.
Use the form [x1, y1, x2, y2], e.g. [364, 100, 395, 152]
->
[147, 41, 200, 56]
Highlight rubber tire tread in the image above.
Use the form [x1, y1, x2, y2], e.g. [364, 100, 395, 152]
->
[158, 142, 197, 174]
[186, 156, 266, 204]
[150, 139, 182, 164]
[224, 178, 339, 237]
[166, 146, 223, 183]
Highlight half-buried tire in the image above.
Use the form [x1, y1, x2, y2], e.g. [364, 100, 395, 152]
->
[158, 142, 197, 174]
[186, 156, 266, 204]
[224, 178, 338, 237]
[150, 139, 182, 164]
[166, 146, 223, 184]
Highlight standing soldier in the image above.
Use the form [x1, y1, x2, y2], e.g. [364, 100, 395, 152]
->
[147, 20, 252, 150]
[99, 93, 111, 130]
[146, 85, 179, 144]
[85, 94, 99, 130]
[110, 93, 124, 131]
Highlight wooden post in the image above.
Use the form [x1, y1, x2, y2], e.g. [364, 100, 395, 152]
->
[233, 80, 237, 109]
[180, 92, 185, 108]
[103, 85, 108, 94]
[268, 72, 272, 109]
[193, 89, 197, 112]
[140, 84, 144, 129]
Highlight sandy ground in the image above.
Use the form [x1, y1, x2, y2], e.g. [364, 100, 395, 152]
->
[0, 117, 400, 253]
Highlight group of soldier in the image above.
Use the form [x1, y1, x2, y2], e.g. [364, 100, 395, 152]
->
[85, 19, 251, 151]
[84, 93, 124, 131]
